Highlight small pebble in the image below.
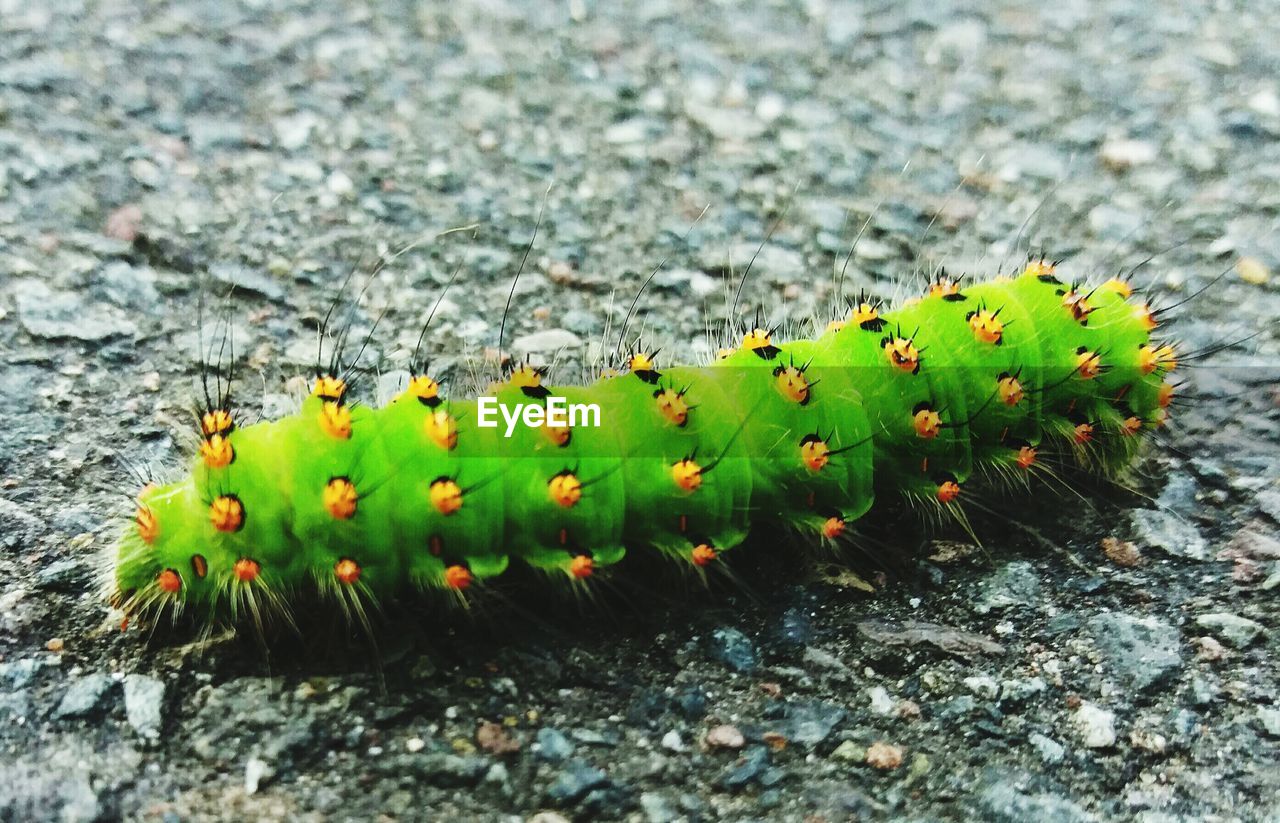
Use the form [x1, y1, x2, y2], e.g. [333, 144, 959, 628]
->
[1101, 536, 1141, 567]
[244, 757, 273, 795]
[1073, 703, 1117, 748]
[705, 724, 745, 749]
[1237, 257, 1270, 286]
[1195, 613, 1266, 647]
[865, 741, 904, 770]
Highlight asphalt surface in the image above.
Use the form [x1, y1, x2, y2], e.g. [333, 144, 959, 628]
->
[1, 0, 1279, 820]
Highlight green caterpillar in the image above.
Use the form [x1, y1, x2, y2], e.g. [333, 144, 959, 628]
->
[109, 260, 1176, 629]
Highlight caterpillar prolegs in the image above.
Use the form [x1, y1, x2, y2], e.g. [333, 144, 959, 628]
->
[109, 260, 1175, 629]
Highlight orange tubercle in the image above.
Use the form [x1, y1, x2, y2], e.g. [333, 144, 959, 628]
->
[1073, 422, 1095, 444]
[429, 478, 463, 516]
[1075, 349, 1102, 380]
[821, 516, 846, 539]
[191, 554, 208, 579]
[997, 374, 1024, 406]
[135, 506, 158, 544]
[200, 408, 234, 437]
[232, 557, 260, 583]
[156, 568, 181, 594]
[1135, 304, 1157, 332]
[444, 564, 473, 590]
[1022, 259, 1056, 278]
[928, 277, 960, 298]
[334, 557, 362, 585]
[691, 544, 718, 566]
[199, 434, 235, 469]
[968, 309, 1004, 344]
[323, 476, 358, 520]
[800, 438, 830, 472]
[936, 480, 961, 503]
[507, 364, 542, 390]
[1015, 446, 1037, 470]
[773, 365, 810, 404]
[628, 351, 657, 375]
[548, 473, 583, 508]
[654, 388, 689, 427]
[1121, 416, 1143, 436]
[672, 458, 703, 492]
[849, 302, 880, 328]
[406, 374, 440, 404]
[541, 423, 571, 447]
[312, 374, 347, 401]
[883, 337, 921, 374]
[1062, 290, 1093, 323]
[209, 495, 244, 532]
[912, 407, 942, 439]
[1101, 278, 1133, 298]
[425, 409, 458, 451]
[319, 401, 352, 439]
[1158, 382, 1174, 408]
[741, 328, 773, 352]
[568, 555, 595, 579]
[1138, 343, 1176, 373]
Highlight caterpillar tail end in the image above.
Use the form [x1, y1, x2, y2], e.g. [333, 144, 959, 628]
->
[104, 480, 202, 626]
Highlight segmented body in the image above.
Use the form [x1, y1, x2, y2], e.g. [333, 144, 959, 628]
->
[112, 262, 1174, 624]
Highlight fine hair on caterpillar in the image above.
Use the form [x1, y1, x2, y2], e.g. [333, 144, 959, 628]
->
[105, 189, 1224, 648]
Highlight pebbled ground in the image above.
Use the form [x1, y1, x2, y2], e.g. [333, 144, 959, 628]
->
[1, 0, 1279, 820]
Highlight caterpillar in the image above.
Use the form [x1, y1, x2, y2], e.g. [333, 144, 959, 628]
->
[107, 256, 1176, 634]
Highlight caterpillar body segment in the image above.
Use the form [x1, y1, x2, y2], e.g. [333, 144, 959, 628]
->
[714, 339, 875, 538]
[110, 263, 1174, 627]
[590, 366, 753, 565]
